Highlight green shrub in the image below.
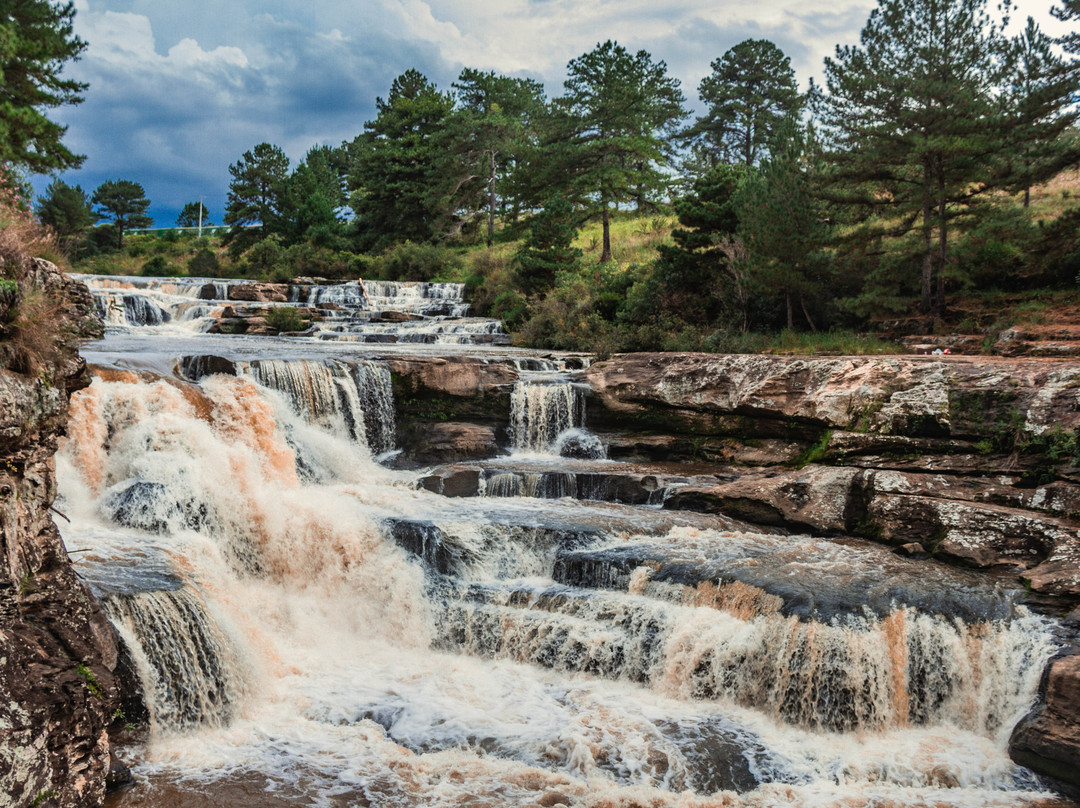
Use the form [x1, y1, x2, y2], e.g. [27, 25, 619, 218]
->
[265, 306, 307, 333]
[140, 255, 174, 277]
[187, 248, 220, 277]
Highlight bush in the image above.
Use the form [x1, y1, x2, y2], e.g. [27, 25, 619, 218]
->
[265, 306, 307, 333]
[141, 255, 175, 277]
[371, 241, 462, 282]
[187, 248, 220, 276]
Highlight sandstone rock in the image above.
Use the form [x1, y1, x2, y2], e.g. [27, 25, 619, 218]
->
[386, 356, 517, 399]
[419, 465, 482, 497]
[665, 467, 863, 534]
[227, 283, 289, 303]
[0, 260, 119, 808]
[401, 422, 498, 464]
[585, 353, 1080, 442]
[1010, 650, 1080, 799]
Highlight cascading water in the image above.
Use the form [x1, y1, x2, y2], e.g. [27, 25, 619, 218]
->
[509, 378, 606, 459]
[57, 350, 1066, 806]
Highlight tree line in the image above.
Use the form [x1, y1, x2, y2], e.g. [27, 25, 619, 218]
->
[18, 0, 1080, 346]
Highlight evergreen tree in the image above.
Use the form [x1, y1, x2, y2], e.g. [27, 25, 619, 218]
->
[225, 143, 290, 233]
[1005, 17, 1080, 208]
[176, 201, 212, 228]
[0, 0, 87, 172]
[445, 69, 546, 245]
[736, 121, 831, 330]
[36, 179, 96, 247]
[280, 145, 347, 246]
[514, 197, 582, 296]
[347, 70, 455, 250]
[817, 0, 1014, 317]
[652, 164, 747, 327]
[553, 41, 687, 263]
[681, 39, 801, 168]
[92, 180, 152, 249]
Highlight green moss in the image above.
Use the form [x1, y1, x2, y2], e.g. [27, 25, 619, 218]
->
[790, 430, 834, 468]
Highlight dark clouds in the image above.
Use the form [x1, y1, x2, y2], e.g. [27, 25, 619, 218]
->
[32, 0, 1066, 226]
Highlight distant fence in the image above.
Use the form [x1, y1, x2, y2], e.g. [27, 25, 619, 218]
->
[122, 224, 263, 237]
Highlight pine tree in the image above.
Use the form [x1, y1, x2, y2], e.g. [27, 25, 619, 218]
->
[552, 41, 687, 263]
[0, 0, 87, 172]
[36, 179, 96, 247]
[817, 0, 1014, 317]
[176, 202, 211, 228]
[681, 39, 801, 168]
[736, 121, 831, 330]
[224, 143, 290, 231]
[92, 180, 152, 249]
[347, 70, 455, 250]
[514, 197, 582, 296]
[1005, 17, 1080, 208]
[445, 69, 546, 245]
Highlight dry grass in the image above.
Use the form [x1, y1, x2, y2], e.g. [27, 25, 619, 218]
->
[0, 201, 77, 377]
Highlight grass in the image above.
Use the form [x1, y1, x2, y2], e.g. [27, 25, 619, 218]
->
[707, 329, 905, 356]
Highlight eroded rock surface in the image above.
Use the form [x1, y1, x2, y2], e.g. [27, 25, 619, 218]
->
[0, 261, 119, 808]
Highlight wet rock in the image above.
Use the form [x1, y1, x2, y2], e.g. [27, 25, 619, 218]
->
[372, 310, 424, 323]
[0, 259, 119, 808]
[227, 282, 289, 303]
[557, 430, 605, 459]
[894, 542, 928, 558]
[419, 465, 482, 497]
[106, 752, 133, 792]
[1010, 650, 1080, 799]
[178, 354, 238, 381]
[401, 423, 498, 464]
[665, 467, 862, 534]
[102, 480, 212, 534]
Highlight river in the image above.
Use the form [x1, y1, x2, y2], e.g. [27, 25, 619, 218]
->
[57, 274, 1070, 808]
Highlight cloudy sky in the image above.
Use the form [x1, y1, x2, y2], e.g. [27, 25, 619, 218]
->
[34, 0, 1070, 225]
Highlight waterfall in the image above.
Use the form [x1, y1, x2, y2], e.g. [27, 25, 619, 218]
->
[246, 358, 396, 454]
[510, 381, 587, 453]
[56, 362, 1061, 807]
[102, 586, 239, 731]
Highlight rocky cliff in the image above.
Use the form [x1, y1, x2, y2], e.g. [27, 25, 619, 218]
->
[0, 258, 119, 808]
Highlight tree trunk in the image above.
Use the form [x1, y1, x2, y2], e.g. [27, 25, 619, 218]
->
[600, 204, 612, 263]
[487, 151, 497, 247]
[935, 192, 948, 316]
[1023, 185, 1030, 208]
[786, 290, 794, 331]
[920, 165, 934, 316]
[800, 293, 817, 332]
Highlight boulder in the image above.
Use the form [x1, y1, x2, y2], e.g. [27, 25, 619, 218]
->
[401, 422, 498, 464]
[419, 465, 482, 497]
[227, 283, 289, 303]
[1010, 650, 1080, 799]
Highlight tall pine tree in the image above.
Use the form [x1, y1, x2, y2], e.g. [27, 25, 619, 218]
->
[551, 41, 687, 263]
[817, 0, 1014, 317]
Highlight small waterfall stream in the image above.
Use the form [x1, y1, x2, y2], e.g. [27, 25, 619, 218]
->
[57, 337, 1065, 806]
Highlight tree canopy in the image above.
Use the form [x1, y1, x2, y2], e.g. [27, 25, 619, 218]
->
[552, 40, 687, 262]
[92, 180, 152, 248]
[177, 201, 212, 228]
[0, 0, 87, 173]
[681, 39, 801, 169]
[36, 179, 96, 247]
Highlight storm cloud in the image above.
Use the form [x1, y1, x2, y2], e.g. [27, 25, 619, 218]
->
[34, 0, 1066, 225]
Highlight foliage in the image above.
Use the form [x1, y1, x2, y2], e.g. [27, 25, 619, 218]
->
[550, 40, 687, 263]
[0, 0, 87, 172]
[444, 69, 547, 245]
[736, 121, 833, 331]
[681, 39, 801, 169]
[224, 142, 290, 247]
[91, 180, 152, 249]
[265, 306, 308, 333]
[140, 255, 174, 277]
[188, 247, 220, 276]
[35, 179, 96, 251]
[514, 197, 582, 296]
[817, 0, 1017, 317]
[75, 662, 102, 699]
[370, 240, 463, 282]
[176, 201, 212, 228]
[348, 70, 456, 250]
